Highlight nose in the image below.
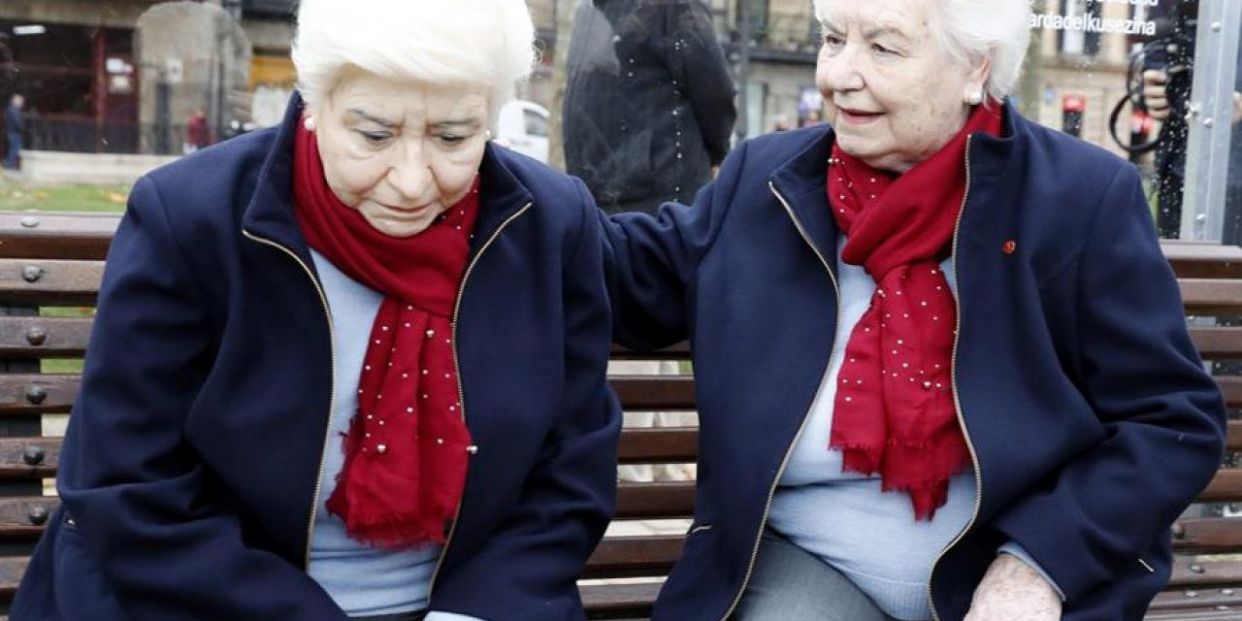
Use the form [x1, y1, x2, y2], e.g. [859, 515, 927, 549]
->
[819, 44, 865, 94]
[386, 140, 432, 201]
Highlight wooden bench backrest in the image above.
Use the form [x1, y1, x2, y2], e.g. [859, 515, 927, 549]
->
[0, 216, 1237, 620]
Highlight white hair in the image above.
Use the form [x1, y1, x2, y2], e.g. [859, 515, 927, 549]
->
[812, 0, 1032, 101]
[292, 0, 536, 126]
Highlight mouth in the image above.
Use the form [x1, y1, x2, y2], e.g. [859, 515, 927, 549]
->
[372, 202, 435, 221]
[836, 107, 883, 124]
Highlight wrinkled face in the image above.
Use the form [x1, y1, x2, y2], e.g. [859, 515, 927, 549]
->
[815, 0, 988, 172]
[311, 69, 490, 238]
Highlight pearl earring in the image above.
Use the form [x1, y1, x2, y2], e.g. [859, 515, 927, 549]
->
[303, 116, 316, 131]
[485, 129, 493, 140]
[965, 91, 984, 106]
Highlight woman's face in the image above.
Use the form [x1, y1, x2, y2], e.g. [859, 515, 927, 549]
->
[311, 69, 490, 238]
[815, 0, 988, 172]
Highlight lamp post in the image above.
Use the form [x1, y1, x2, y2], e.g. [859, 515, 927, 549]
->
[735, 0, 752, 142]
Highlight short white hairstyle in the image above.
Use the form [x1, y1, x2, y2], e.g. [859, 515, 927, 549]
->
[812, 0, 1032, 101]
[292, 0, 536, 125]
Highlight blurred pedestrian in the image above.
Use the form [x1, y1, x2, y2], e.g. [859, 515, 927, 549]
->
[4, 94, 25, 171]
[184, 108, 211, 153]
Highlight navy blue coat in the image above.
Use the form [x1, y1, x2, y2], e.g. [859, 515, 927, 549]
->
[12, 97, 621, 621]
[600, 104, 1226, 621]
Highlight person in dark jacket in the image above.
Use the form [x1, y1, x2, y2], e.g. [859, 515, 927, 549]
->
[564, 0, 737, 215]
[598, 0, 1226, 619]
[11, 1, 620, 620]
[3, 94, 23, 171]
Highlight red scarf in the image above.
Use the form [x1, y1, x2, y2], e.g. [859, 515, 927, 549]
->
[827, 105, 1003, 520]
[292, 123, 478, 549]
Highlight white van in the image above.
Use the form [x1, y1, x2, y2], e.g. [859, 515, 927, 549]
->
[496, 100, 550, 164]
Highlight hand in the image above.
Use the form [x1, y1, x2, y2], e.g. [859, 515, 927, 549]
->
[1142, 69, 1171, 121]
[963, 554, 1062, 621]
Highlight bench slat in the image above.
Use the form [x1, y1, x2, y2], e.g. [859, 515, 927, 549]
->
[1221, 378, 1242, 413]
[1199, 471, 1242, 503]
[584, 535, 683, 579]
[0, 556, 26, 598]
[0, 371, 1233, 423]
[0, 212, 119, 261]
[610, 342, 691, 361]
[0, 554, 1231, 615]
[0, 375, 80, 415]
[0, 317, 92, 359]
[0, 554, 738, 609]
[1175, 518, 1242, 553]
[1151, 588, 1242, 611]
[609, 376, 696, 411]
[0, 497, 57, 541]
[0, 374, 690, 418]
[1146, 611, 1242, 620]
[581, 582, 663, 619]
[0, 221, 1217, 275]
[618, 428, 697, 464]
[1171, 561, 1242, 589]
[0, 260, 104, 307]
[0, 425, 702, 481]
[0, 438, 59, 479]
[1192, 328, 1242, 359]
[1181, 280, 1242, 315]
[3, 320, 1238, 363]
[1163, 242, 1242, 279]
[616, 482, 695, 519]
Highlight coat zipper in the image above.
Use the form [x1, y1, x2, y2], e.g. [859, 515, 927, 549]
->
[927, 135, 984, 621]
[240, 229, 338, 569]
[426, 201, 534, 595]
[715, 182, 842, 621]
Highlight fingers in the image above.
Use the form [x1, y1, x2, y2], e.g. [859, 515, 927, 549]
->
[1143, 69, 1169, 87]
[1143, 70, 1171, 121]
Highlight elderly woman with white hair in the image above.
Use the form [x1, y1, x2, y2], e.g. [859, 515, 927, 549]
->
[599, 0, 1226, 619]
[11, 1, 620, 620]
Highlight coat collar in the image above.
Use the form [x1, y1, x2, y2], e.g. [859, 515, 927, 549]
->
[766, 100, 1025, 264]
[241, 93, 535, 265]
[768, 125, 837, 268]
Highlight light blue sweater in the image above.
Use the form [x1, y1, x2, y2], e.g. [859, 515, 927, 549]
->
[307, 251, 482, 621]
[767, 235, 1060, 620]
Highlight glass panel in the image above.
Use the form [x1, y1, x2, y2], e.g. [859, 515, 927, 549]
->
[1180, 0, 1242, 242]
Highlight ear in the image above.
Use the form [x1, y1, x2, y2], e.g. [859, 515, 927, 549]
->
[965, 49, 994, 101]
[303, 98, 327, 132]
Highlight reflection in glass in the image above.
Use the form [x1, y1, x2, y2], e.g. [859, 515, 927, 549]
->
[562, 0, 737, 215]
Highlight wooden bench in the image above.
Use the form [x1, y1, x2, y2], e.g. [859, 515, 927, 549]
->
[0, 214, 1238, 620]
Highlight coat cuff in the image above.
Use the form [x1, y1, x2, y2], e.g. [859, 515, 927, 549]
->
[999, 541, 1067, 601]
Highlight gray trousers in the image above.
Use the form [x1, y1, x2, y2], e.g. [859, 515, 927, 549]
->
[733, 530, 900, 621]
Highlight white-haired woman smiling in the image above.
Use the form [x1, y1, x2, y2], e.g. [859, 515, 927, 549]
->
[598, 0, 1225, 619]
[11, 1, 620, 620]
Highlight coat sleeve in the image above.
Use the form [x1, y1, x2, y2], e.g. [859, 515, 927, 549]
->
[597, 139, 747, 352]
[990, 165, 1226, 603]
[48, 177, 347, 620]
[428, 187, 622, 621]
[668, 0, 737, 165]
